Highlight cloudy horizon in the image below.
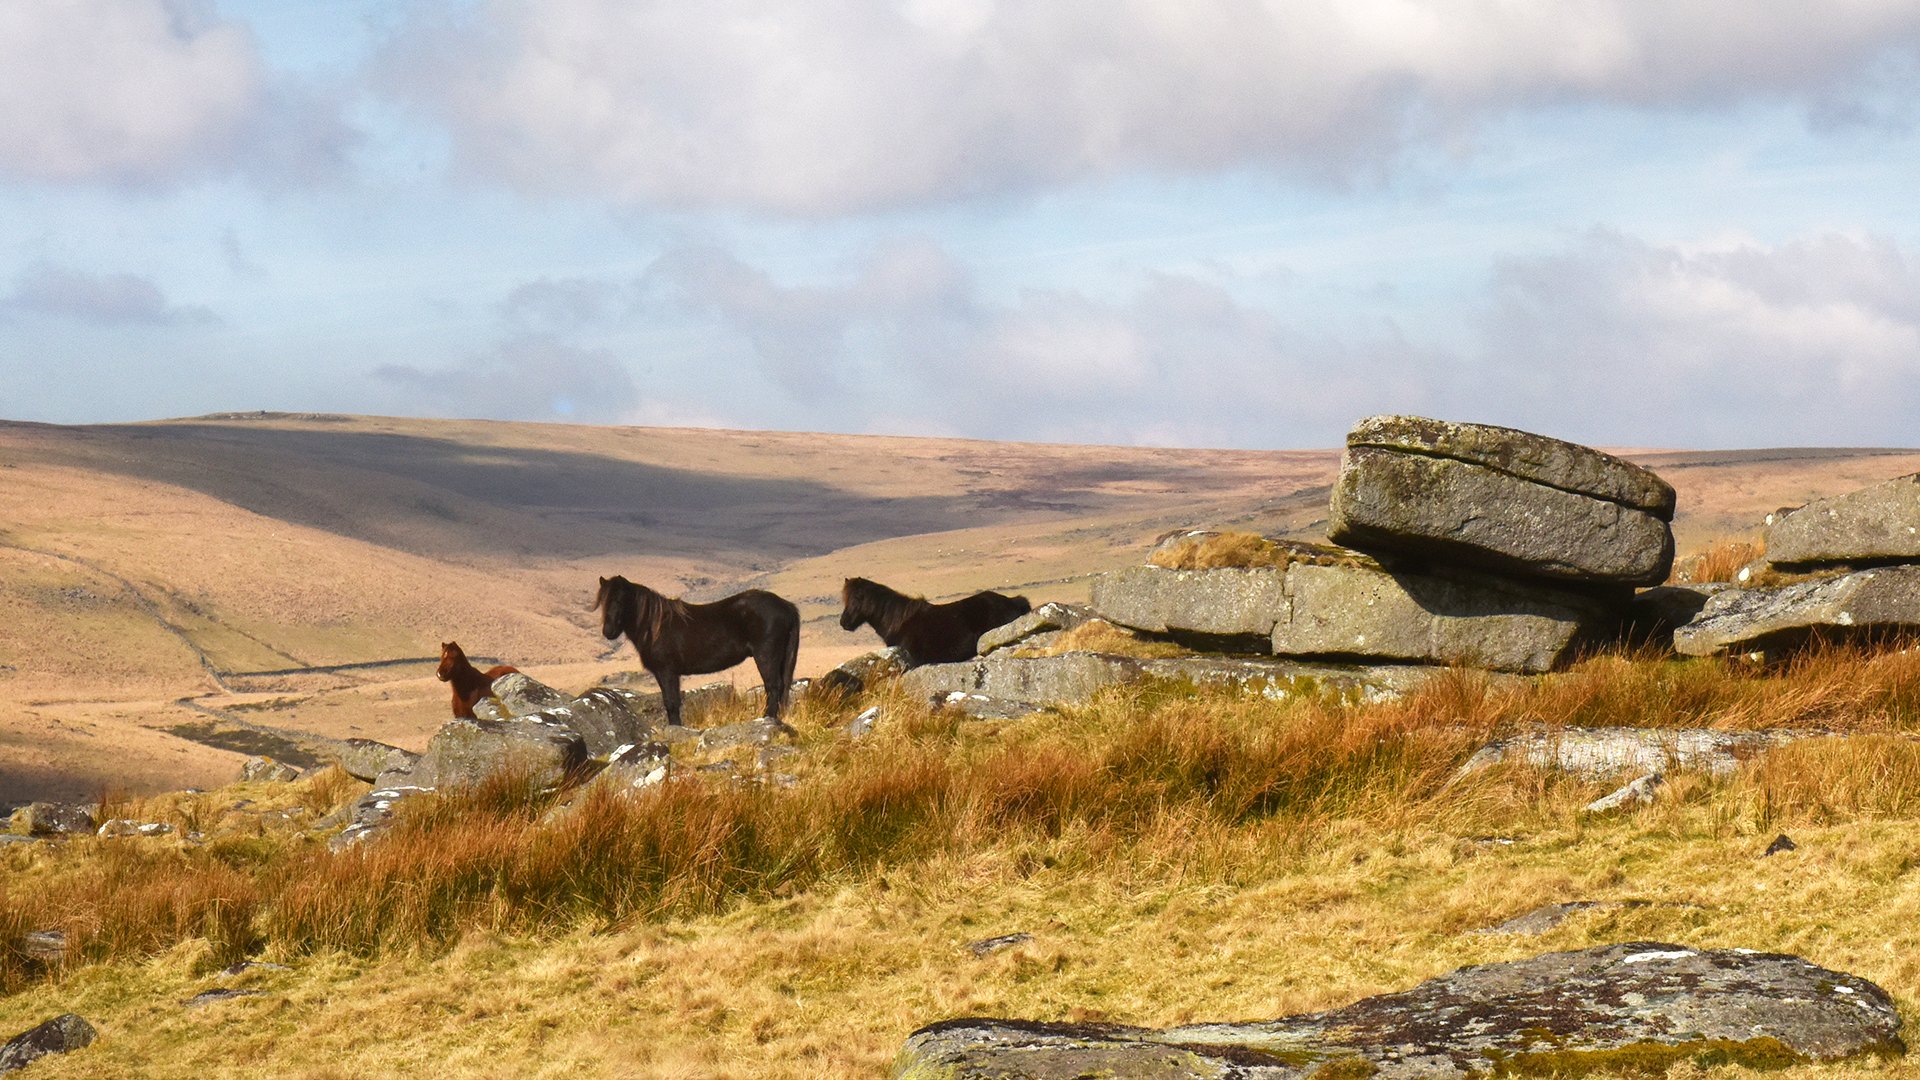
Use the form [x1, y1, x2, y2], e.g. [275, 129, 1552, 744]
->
[5, 0, 1920, 450]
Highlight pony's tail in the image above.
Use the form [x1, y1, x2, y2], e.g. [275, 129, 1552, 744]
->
[783, 615, 801, 688]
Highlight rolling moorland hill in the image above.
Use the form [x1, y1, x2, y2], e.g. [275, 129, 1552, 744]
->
[3, 411, 1919, 806]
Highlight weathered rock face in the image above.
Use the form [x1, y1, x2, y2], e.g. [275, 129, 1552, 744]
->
[538, 685, 660, 758]
[405, 716, 588, 793]
[895, 943, 1903, 1080]
[816, 648, 911, 697]
[20, 802, 95, 837]
[1092, 566, 1291, 646]
[0, 1013, 97, 1074]
[1344, 415, 1679, 518]
[1624, 583, 1734, 649]
[1326, 416, 1675, 587]
[1765, 473, 1920, 569]
[1094, 563, 1614, 674]
[1453, 726, 1814, 780]
[1672, 566, 1920, 657]
[903, 651, 1147, 707]
[899, 652, 1460, 711]
[1280, 562, 1615, 674]
[332, 738, 421, 783]
[977, 602, 1097, 654]
[492, 672, 576, 717]
[1331, 446, 1675, 587]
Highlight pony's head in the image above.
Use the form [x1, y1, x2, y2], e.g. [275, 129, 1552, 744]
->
[437, 641, 463, 682]
[839, 578, 868, 631]
[593, 576, 635, 640]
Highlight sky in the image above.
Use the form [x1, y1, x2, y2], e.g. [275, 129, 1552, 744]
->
[4, 1, 1920, 450]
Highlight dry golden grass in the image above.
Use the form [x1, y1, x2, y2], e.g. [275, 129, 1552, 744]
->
[1151, 531, 1292, 569]
[1670, 538, 1766, 584]
[8, 647, 1920, 1078]
[1014, 619, 1191, 659]
[1147, 532, 1382, 572]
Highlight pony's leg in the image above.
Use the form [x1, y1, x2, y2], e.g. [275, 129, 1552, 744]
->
[451, 684, 475, 719]
[657, 671, 682, 728]
[753, 631, 801, 735]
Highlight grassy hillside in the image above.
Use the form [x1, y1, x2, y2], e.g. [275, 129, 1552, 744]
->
[6, 644, 1920, 1078]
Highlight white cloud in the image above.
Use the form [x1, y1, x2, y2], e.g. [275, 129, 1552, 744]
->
[0, 0, 353, 186]
[379, 0, 1920, 214]
[1482, 229, 1920, 446]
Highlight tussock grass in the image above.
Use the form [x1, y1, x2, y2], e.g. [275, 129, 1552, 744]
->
[12, 645, 1920, 1078]
[1151, 531, 1290, 569]
[1015, 618, 1191, 659]
[1671, 538, 1765, 584]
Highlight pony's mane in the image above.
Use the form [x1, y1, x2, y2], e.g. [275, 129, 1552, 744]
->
[843, 576, 929, 636]
[598, 575, 692, 644]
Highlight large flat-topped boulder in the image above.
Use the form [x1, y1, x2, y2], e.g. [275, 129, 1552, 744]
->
[1346, 414, 1677, 516]
[1765, 473, 1920, 569]
[895, 943, 1902, 1080]
[1094, 563, 1614, 674]
[1329, 416, 1676, 587]
[1673, 565, 1920, 658]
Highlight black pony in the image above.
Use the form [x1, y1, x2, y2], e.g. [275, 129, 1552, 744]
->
[594, 575, 801, 729]
[839, 577, 1032, 665]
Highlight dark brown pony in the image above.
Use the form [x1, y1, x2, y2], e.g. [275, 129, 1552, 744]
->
[438, 641, 519, 719]
[839, 577, 1031, 665]
[593, 575, 801, 730]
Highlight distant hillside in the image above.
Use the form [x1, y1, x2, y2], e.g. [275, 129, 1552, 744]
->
[1, 412, 1915, 804]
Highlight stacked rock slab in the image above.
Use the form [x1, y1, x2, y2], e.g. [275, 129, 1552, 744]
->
[1765, 473, 1920, 570]
[1329, 415, 1676, 587]
[1674, 565, 1920, 658]
[1670, 473, 1920, 658]
[1091, 558, 1616, 674]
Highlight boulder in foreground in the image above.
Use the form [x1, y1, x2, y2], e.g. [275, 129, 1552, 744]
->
[0, 1013, 97, 1074]
[895, 943, 1902, 1080]
[1327, 415, 1675, 586]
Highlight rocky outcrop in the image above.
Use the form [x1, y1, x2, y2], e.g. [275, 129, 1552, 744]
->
[1624, 583, 1733, 649]
[1278, 562, 1614, 673]
[15, 802, 95, 837]
[332, 738, 420, 783]
[1093, 563, 1613, 674]
[977, 602, 1097, 654]
[895, 944, 1903, 1080]
[404, 716, 587, 792]
[1328, 416, 1675, 587]
[1765, 473, 1920, 569]
[492, 672, 575, 717]
[816, 648, 911, 697]
[1092, 565, 1290, 646]
[1672, 566, 1920, 658]
[531, 686, 659, 758]
[900, 652, 1458, 712]
[0, 1014, 97, 1075]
